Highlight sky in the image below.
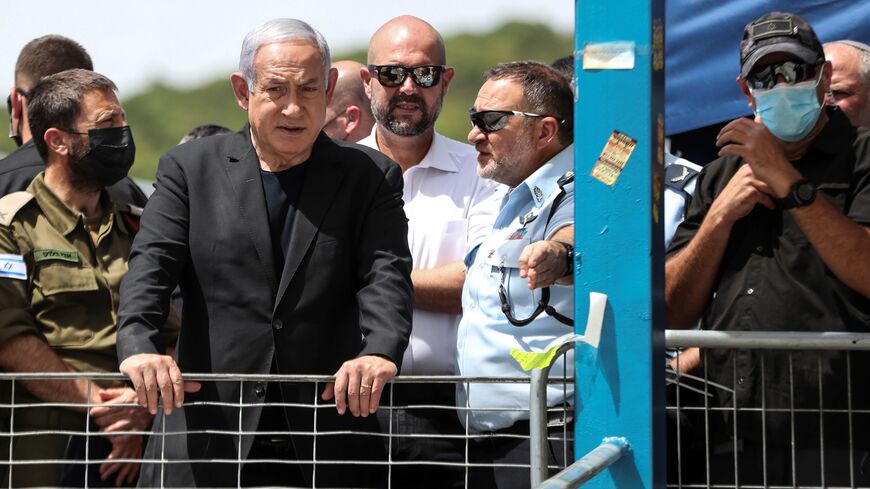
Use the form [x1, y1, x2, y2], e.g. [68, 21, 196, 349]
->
[1, 1, 574, 97]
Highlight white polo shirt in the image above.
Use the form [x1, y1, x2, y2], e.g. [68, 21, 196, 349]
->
[359, 130, 502, 375]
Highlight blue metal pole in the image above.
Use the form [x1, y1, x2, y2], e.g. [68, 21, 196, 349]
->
[573, 0, 666, 488]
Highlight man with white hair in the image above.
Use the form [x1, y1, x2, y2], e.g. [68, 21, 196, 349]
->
[825, 40, 870, 128]
[115, 18, 413, 487]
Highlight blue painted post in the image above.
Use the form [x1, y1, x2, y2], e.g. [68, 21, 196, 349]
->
[573, 0, 666, 488]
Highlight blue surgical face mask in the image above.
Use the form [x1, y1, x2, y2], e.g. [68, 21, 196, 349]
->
[751, 71, 824, 142]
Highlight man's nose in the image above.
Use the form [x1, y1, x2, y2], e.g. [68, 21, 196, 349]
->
[398, 73, 419, 94]
[282, 95, 303, 116]
[468, 124, 485, 144]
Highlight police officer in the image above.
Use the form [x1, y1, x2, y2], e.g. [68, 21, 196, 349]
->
[456, 61, 575, 489]
[0, 69, 176, 487]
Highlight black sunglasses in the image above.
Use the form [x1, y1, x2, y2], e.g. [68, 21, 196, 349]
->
[468, 109, 552, 133]
[746, 60, 819, 90]
[368, 64, 445, 88]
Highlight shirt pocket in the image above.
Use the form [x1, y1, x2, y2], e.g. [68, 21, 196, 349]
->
[32, 262, 101, 347]
[33, 262, 99, 296]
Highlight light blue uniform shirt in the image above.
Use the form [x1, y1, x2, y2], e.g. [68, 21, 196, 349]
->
[664, 153, 701, 248]
[456, 144, 575, 432]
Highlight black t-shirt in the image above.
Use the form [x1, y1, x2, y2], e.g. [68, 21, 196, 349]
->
[260, 162, 309, 276]
[667, 107, 870, 443]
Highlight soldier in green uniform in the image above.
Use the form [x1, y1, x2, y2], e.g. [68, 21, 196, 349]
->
[0, 69, 176, 488]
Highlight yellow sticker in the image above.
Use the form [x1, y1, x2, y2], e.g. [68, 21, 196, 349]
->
[510, 346, 562, 372]
[591, 130, 637, 186]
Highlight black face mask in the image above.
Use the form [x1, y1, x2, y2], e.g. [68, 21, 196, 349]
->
[73, 126, 136, 187]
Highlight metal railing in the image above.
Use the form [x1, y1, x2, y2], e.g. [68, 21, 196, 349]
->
[0, 369, 574, 489]
[665, 330, 870, 489]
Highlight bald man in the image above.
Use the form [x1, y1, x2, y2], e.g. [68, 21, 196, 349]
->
[323, 60, 375, 142]
[358, 15, 501, 488]
[825, 41, 870, 128]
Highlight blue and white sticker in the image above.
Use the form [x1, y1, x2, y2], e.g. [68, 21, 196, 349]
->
[0, 253, 26, 281]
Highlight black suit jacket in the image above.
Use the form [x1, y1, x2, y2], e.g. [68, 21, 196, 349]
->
[0, 141, 148, 205]
[116, 128, 413, 487]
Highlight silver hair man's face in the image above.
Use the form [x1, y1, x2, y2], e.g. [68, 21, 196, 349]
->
[239, 19, 331, 91]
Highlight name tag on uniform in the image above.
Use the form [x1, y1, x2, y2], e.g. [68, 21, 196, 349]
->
[0, 254, 26, 280]
[33, 248, 79, 264]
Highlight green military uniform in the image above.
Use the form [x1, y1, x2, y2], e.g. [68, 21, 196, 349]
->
[0, 173, 176, 487]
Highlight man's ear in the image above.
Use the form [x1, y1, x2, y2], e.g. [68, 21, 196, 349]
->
[360, 66, 373, 99]
[820, 60, 833, 100]
[230, 73, 250, 111]
[325, 67, 338, 106]
[8, 87, 23, 119]
[43, 128, 70, 156]
[736, 76, 755, 111]
[440, 67, 455, 96]
[344, 105, 361, 133]
[536, 116, 561, 149]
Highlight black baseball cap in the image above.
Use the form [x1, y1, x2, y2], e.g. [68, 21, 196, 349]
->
[740, 12, 824, 78]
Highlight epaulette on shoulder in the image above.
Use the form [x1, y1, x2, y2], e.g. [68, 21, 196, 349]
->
[0, 191, 35, 227]
[664, 163, 700, 192]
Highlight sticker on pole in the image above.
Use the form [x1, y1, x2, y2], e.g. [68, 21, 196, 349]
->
[591, 130, 637, 186]
[582, 41, 636, 70]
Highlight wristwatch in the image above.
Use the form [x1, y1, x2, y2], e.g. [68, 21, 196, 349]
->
[777, 179, 816, 210]
[560, 242, 574, 277]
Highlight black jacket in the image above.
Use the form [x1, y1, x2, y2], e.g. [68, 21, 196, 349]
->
[116, 128, 413, 487]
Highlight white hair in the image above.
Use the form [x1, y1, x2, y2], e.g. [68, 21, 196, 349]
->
[239, 18, 332, 90]
[827, 40, 870, 84]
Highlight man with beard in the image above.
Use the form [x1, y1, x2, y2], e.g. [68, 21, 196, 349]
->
[457, 61, 575, 489]
[358, 15, 501, 488]
[2, 35, 147, 206]
[0, 69, 173, 487]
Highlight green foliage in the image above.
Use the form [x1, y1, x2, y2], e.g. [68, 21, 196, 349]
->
[0, 21, 572, 181]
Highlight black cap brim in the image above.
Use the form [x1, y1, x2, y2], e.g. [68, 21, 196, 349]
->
[741, 42, 822, 78]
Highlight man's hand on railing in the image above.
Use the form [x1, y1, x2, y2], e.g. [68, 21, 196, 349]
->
[90, 387, 153, 433]
[322, 355, 397, 417]
[119, 354, 201, 415]
[99, 433, 142, 487]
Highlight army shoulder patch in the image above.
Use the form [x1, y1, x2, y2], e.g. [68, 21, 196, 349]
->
[0, 253, 26, 280]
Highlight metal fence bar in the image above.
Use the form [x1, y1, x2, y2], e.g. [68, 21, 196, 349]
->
[530, 341, 575, 488]
[665, 330, 870, 350]
[537, 437, 630, 489]
[1, 371, 574, 489]
[666, 331, 870, 489]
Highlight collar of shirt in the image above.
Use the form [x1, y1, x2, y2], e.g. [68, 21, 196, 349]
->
[359, 129, 460, 173]
[502, 143, 574, 209]
[28, 173, 124, 238]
